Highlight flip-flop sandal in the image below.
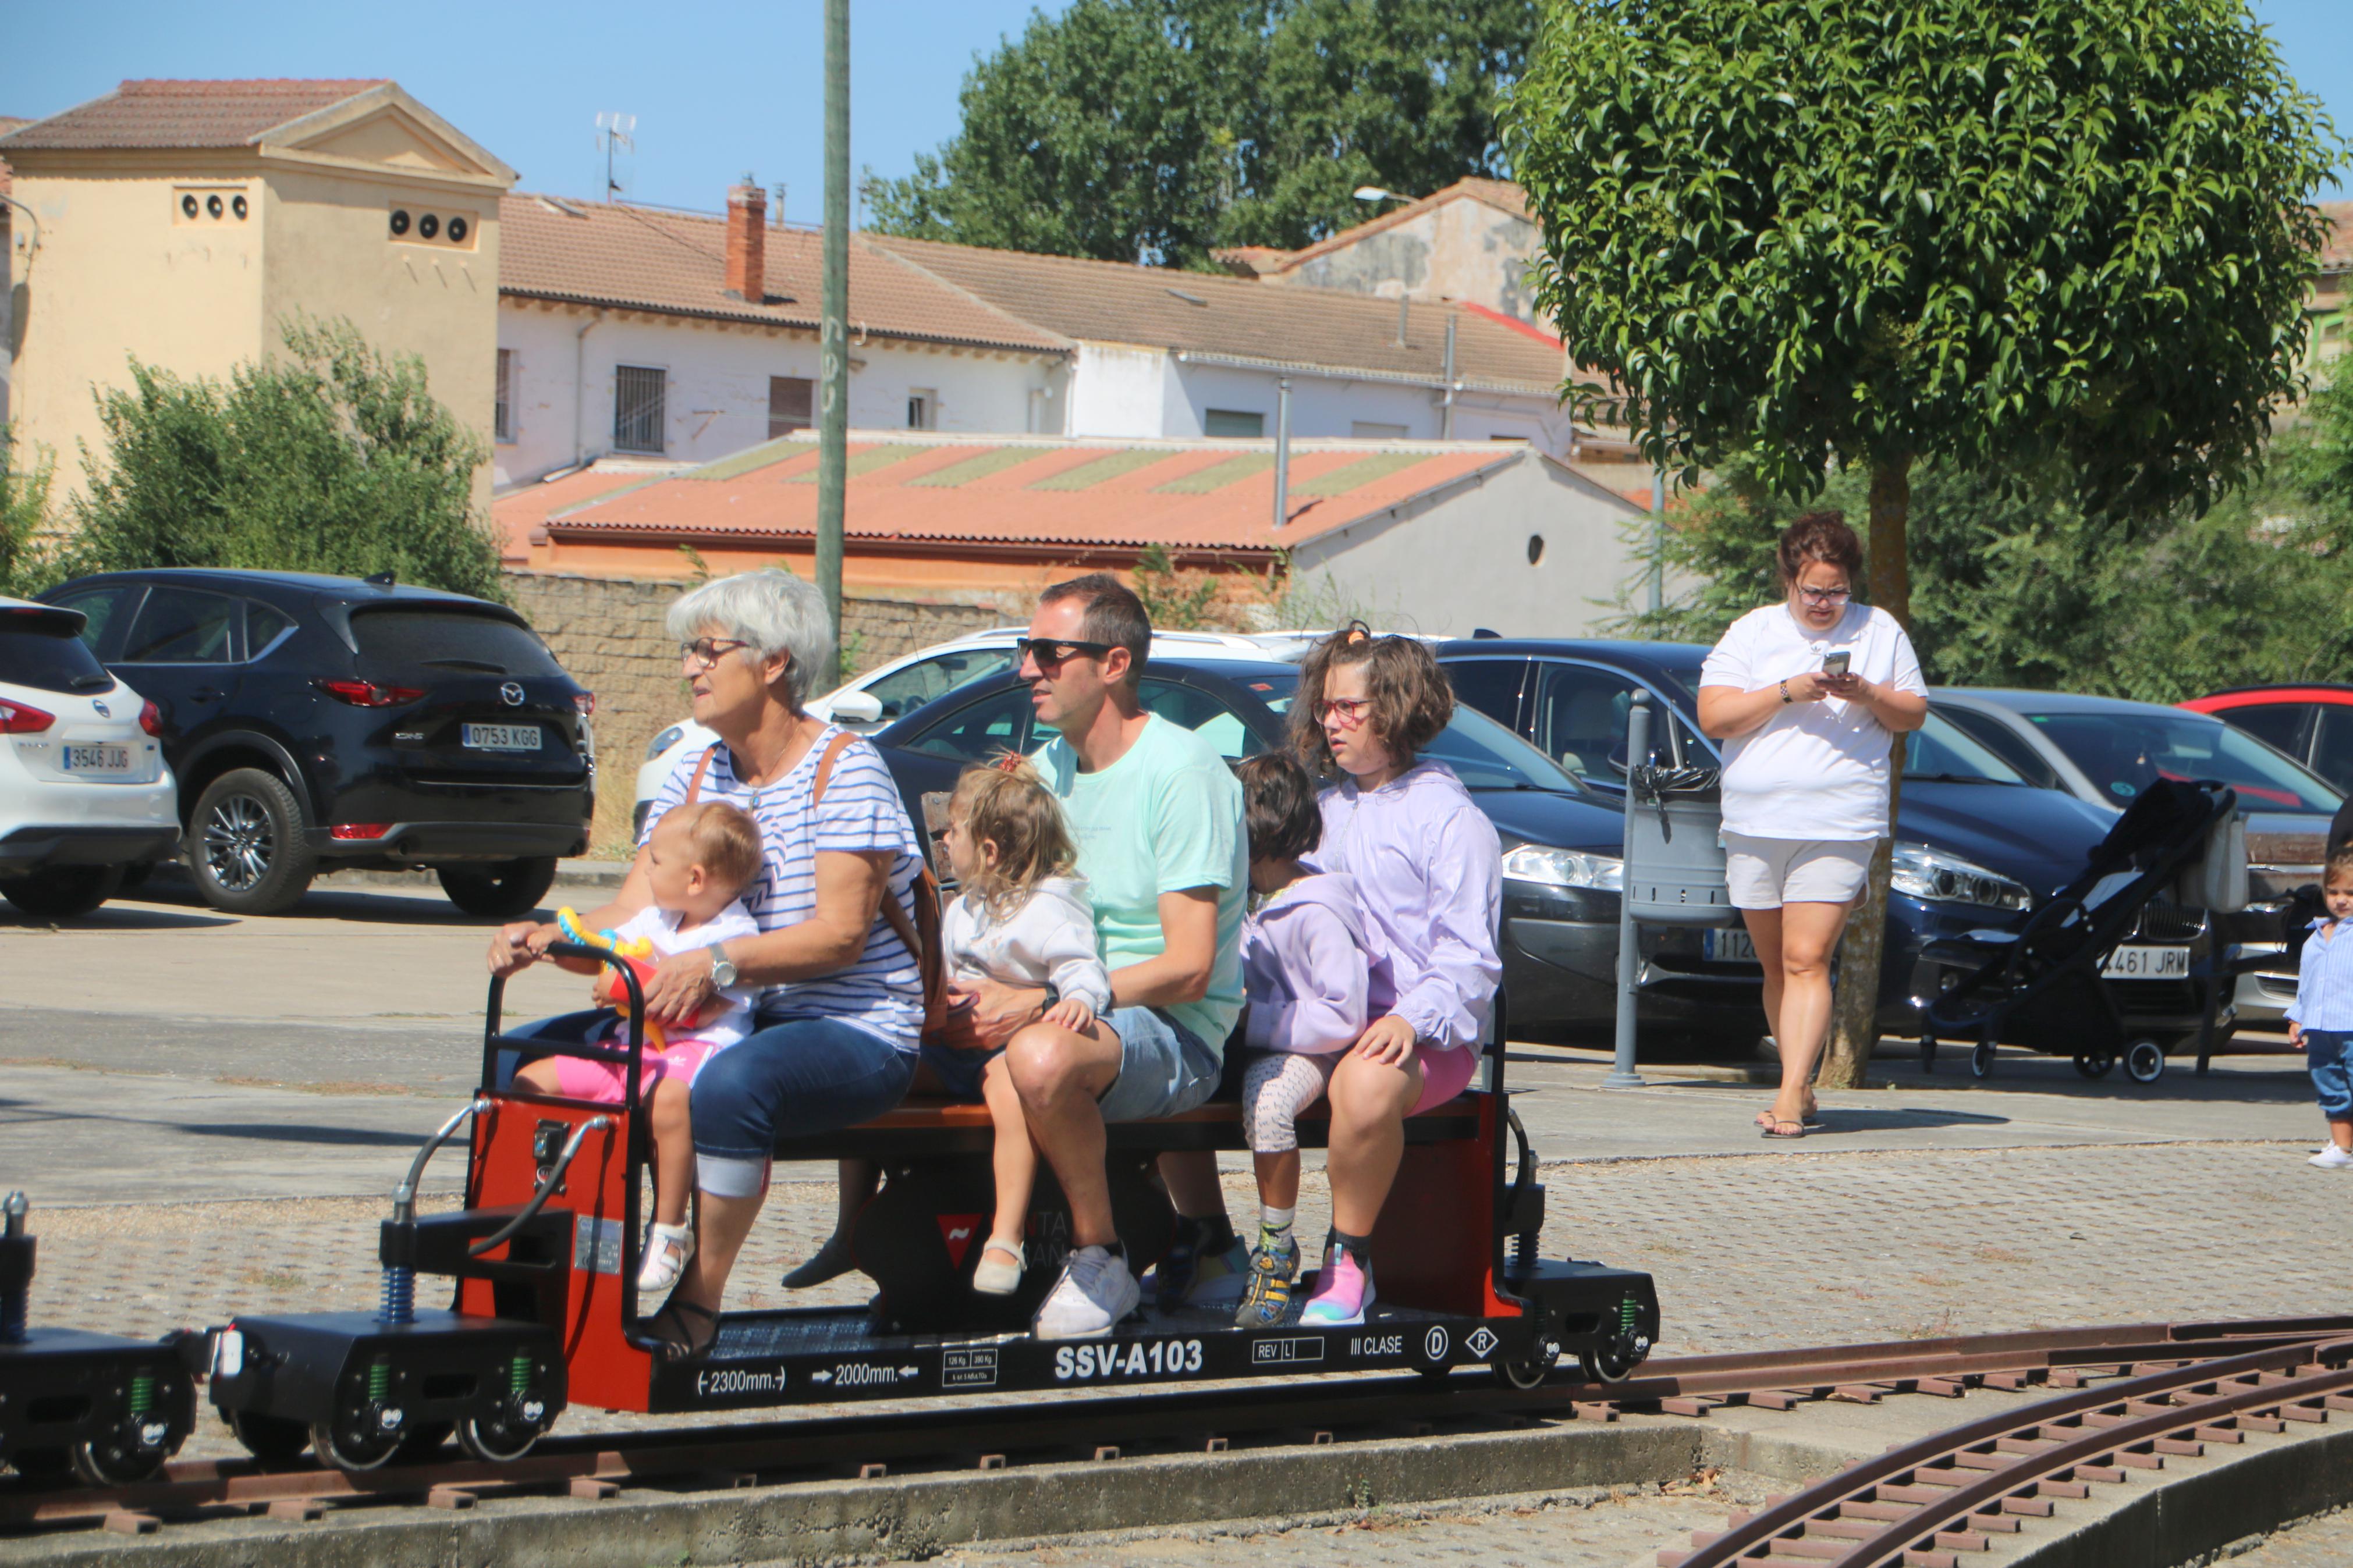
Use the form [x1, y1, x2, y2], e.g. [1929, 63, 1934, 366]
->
[1754, 1109, 1779, 1129]
[1759, 1118, 1808, 1140]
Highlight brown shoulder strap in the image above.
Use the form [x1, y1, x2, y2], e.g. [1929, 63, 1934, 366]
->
[804, 728, 949, 1031]
[808, 728, 860, 808]
[682, 744, 717, 806]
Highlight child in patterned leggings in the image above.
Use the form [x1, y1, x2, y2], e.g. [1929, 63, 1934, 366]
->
[1230, 752, 1374, 1329]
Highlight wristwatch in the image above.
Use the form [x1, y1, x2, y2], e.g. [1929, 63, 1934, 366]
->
[709, 947, 739, 990]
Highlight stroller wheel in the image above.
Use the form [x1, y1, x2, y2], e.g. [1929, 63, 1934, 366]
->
[2074, 1050, 2116, 1079]
[2125, 1039, 2166, 1084]
[1970, 1040, 1997, 1078]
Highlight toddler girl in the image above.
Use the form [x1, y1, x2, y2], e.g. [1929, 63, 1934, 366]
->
[514, 800, 762, 1291]
[927, 759, 1110, 1295]
[2291, 847, 2353, 1170]
[1231, 751, 1373, 1329]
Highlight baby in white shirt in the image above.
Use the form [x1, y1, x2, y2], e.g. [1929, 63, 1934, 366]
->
[924, 759, 1109, 1297]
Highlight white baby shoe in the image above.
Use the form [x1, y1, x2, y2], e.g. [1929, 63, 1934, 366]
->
[971, 1238, 1025, 1296]
[639, 1222, 695, 1290]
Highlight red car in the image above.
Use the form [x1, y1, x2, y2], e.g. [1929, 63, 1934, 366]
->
[2180, 686, 2353, 797]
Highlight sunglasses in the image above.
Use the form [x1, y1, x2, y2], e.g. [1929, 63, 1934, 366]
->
[1015, 636, 1116, 668]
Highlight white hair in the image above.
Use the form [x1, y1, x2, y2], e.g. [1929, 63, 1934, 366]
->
[666, 569, 833, 709]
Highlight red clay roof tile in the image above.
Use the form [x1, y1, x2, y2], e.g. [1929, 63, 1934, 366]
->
[0, 79, 387, 151]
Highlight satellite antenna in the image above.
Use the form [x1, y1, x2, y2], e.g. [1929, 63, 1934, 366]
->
[594, 112, 637, 201]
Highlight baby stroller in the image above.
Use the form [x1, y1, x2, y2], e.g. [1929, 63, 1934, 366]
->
[1917, 778, 2241, 1085]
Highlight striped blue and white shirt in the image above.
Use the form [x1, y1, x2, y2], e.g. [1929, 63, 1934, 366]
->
[2290, 919, 2353, 1033]
[641, 727, 924, 1053]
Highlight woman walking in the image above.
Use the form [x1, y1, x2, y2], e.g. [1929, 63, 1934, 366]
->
[1696, 514, 1926, 1139]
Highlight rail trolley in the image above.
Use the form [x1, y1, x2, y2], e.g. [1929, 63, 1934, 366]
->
[204, 947, 1660, 1471]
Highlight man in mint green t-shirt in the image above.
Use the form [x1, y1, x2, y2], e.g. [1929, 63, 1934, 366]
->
[953, 574, 1246, 1339]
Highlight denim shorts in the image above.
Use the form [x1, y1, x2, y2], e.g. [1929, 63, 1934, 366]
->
[918, 1040, 1003, 1103]
[2308, 1029, 2353, 1117]
[1095, 1006, 1223, 1122]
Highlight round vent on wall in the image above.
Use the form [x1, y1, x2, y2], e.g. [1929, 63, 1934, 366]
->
[205, 194, 223, 218]
[232, 194, 249, 220]
[181, 194, 200, 218]
[418, 214, 439, 240]
[446, 215, 469, 244]
[389, 209, 411, 236]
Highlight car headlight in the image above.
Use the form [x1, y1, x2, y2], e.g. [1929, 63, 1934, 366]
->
[646, 724, 684, 761]
[1890, 843, 2031, 911]
[1502, 843, 1624, 891]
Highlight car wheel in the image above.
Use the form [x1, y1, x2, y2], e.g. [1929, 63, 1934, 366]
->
[438, 858, 559, 919]
[0, 864, 125, 919]
[187, 768, 317, 915]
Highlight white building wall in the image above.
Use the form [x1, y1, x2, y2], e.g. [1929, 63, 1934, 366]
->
[1289, 453, 1645, 639]
[1165, 357, 1573, 456]
[493, 301, 1061, 485]
[1063, 341, 1167, 439]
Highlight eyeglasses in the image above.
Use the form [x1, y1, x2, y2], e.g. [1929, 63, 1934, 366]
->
[1014, 636, 1116, 669]
[679, 637, 751, 669]
[1316, 696, 1374, 727]
[1796, 586, 1852, 606]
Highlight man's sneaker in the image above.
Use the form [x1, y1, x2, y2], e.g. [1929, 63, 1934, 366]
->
[2310, 1146, 2353, 1169]
[1233, 1241, 1300, 1329]
[1151, 1217, 1251, 1310]
[1032, 1246, 1141, 1339]
[1298, 1243, 1375, 1328]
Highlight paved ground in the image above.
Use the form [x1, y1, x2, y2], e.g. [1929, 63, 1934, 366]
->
[2231, 1506, 2353, 1567]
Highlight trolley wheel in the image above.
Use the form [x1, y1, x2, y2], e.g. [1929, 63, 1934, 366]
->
[69, 1435, 167, 1488]
[395, 1421, 454, 1464]
[223, 1409, 311, 1467]
[1492, 1337, 1560, 1391]
[310, 1417, 402, 1474]
[2073, 1050, 2116, 1079]
[1578, 1341, 1642, 1385]
[2124, 1038, 2167, 1084]
[1918, 1034, 1937, 1072]
[1969, 1040, 1997, 1078]
[456, 1413, 542, 1464]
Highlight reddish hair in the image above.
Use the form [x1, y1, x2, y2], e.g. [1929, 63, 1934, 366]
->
[1777, 510, 1864, 584]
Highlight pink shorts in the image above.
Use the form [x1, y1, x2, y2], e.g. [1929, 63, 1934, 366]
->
[1410, 1043, 1479, 1114]
[553, 1036, 723, 1105]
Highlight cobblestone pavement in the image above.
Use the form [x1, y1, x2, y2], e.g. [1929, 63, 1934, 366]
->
[2230, 1505, 2353, 1566]
[862, 1477, 1769, 1568]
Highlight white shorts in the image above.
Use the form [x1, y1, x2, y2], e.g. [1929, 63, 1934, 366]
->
[1722, 833, 1875, 909]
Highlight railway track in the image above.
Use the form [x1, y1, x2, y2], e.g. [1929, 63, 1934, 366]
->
[9, 1313, 2353, 1542]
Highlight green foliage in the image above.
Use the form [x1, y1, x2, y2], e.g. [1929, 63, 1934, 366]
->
[0, 432, 55, 600]
[865, 0, 1536, 268]
[67, 317, 502, 599]
[1507, 0, 2343, 522]
[1132, 542, 1220, 628]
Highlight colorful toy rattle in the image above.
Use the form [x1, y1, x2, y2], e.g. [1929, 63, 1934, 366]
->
[555, 906, 668, 1050]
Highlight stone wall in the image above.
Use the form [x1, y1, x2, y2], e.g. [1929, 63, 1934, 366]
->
[504, 569, 1010, 855]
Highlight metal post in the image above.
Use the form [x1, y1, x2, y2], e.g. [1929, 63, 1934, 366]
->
[815, 0, 851, 689]
[1648, 467, 1666, 616]
[1606, 692, 1651, 1089]
[1272, 377, 1291, 529]
[1440, 314, 1458, 440]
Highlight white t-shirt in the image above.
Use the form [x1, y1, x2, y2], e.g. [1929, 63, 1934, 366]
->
[941, 874, 1113, 1015]
[604, 901, 762, 1051]
[1698, 603, 1926, 841]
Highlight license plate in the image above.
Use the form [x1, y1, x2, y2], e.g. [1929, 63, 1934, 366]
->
[461, 723, 541, 752]
[2100, 944, 2191, 980]
[1705, 927, 1759, 965]
[62, 745, 131, 773]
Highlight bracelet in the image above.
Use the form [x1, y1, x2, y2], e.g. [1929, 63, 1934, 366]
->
[1779, 680, 1793, 705]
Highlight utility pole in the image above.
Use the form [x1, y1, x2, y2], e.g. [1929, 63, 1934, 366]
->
[816, 0, 850, 687]
[1648, 467, 1666, 616]
[1271, 378, 1292, 529]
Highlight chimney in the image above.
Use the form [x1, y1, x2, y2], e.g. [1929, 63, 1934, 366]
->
[726, 176, 767, 302]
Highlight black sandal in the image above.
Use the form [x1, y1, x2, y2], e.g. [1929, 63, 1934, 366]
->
[643, 1296, 721, 1363]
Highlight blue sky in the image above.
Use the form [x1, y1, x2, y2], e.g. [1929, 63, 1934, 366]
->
[5, 0, 2346, 221]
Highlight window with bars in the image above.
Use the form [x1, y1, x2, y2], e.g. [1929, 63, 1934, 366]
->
[494, 349, 515, 442]
[769, 375, 813, 439]
[907, 389, 936, 431]
[613, 365, 666, 453]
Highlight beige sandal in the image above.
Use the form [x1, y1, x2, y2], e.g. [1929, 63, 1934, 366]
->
[971, 1238, 1024, 1296]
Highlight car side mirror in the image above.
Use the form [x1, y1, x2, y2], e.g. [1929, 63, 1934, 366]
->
[829, 690, 885, 725]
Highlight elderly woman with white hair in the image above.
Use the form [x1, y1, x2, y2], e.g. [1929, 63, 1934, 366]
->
[487, 570, 925, 1361]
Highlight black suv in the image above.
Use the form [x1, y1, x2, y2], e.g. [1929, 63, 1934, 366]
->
[41, 569, 594, 916]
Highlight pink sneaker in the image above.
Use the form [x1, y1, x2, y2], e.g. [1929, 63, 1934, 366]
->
[1298, 1244, 1374, 1327]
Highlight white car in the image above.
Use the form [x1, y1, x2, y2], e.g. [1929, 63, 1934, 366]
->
[632, 627, 1296, 841]
[0, 596, 179, 918]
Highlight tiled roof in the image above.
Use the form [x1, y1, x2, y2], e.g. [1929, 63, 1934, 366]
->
[498, 194, 1070, 355]
[493, 461, 683, 561]
[513, 433, 1588, 559]
[2320, 201, 2352, 272]
[0, 79, 386, 151]
[0, 116, 26, 195]
[1211, 177, 1532, 279]
[866, 233, 1567, 396]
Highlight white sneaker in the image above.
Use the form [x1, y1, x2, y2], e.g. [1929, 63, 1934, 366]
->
[1031, 1245, 1140, 1339]
[2309, 1147, 2353, 1169]
[638, 1222, 694, 1290]
[972, 1238, 1025, 1296]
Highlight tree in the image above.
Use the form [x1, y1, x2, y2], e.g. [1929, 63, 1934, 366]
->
[68, 317, 503, 600]
[1509, 0, 2341, 1085]
[866, 0, 1536, 268]
[0, 432, 55, 600]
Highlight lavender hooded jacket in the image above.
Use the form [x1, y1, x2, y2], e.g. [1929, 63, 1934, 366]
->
[1240, 873, 1374, 1054]
[1304, 760, 1502, 1053]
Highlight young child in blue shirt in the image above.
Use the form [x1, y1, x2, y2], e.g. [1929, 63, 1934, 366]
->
[2290, 847, 2353, 1170]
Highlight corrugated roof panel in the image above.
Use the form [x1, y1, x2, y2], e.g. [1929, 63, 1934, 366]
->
[1152, 453, 1276, 495]
[1291, 451, 1440, 497]
[906, 448, 1044, 488]
[783, 446, 924, 484]
[687, 438, 815, 482]
[1027, 449, 1173, 492]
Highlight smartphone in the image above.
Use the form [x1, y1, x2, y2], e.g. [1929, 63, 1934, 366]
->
[1822, 650, 1852, 677]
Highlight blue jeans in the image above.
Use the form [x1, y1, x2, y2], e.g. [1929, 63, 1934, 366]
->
[501, 1010, 914, 1199]
[2309, 1029, 2353, 1117]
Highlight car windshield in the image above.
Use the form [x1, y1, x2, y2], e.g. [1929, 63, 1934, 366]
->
[0, 611, 115, 696]
[2029, 710, 2342, 813]
[1242, 671, 1591, 796]
[350, 609, 567, 678]
[1903, 711, 2028, 784]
